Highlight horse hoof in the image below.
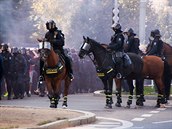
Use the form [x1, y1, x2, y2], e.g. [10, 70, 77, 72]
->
[62, 105, 67, 109]
[155, 104, 160, 108]
[126, 105, 130, 108]
[135, 105, 142, 109]
[50, 104, 57, 108]
[160, 104, 166, 108]
[136, 101, 144, 106]
[104, 105, 112, 109]
[115, 103, 121, 107]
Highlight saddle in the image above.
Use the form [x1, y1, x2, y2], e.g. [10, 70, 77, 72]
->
[112, 52, 132, 78]
[43, 50, 65, 78]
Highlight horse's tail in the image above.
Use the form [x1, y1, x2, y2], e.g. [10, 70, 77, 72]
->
[163, 60, 171, 100]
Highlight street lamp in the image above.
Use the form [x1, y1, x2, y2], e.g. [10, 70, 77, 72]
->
[139, 0, 147, 44]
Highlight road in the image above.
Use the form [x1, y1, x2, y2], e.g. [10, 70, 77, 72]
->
[0, 93, 172, 129]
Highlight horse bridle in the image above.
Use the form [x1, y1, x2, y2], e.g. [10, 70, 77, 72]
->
[38, 41, 51, 61]
[80, 40, 108, 68]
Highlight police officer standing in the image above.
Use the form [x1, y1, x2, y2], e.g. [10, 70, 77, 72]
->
[37, 20, 74, 82]
[0, 44, 3, 100]
[1, 44, 13, 100]
[20, 47, 32, 97]
[12, 47, 27, 99]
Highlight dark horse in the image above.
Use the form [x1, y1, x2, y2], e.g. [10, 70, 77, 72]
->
[38, 41, 72, 108]
[79, 36, 168, 108]
[161, 42, 172, 100]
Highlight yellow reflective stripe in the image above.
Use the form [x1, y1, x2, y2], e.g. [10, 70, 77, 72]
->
[46, 69, 58, 74]
[106, 95, 112, 97]
[97, 73, 105, 77]
[59, 66, 63, 70]
[107, 68, 113, 73]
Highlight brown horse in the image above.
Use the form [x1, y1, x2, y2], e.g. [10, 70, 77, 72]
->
[38, 41, 72, 108]
[114, 55, 168, 108]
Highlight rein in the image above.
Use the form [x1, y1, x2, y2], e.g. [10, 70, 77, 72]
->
[88, 48, 109, 68]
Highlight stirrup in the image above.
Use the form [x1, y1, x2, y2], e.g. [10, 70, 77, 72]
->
[39, 75, 44, 82]
[69, 73, 74, 81]
[116, 73, 122, 79]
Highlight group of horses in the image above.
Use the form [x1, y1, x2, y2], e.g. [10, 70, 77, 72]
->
[78, 36, 172, 109]
[37, 36, 172, 109]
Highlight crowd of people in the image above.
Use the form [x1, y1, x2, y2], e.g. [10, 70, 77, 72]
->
[0, 43, 103, 100]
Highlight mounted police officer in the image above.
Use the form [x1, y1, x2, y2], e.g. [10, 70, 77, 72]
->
[1, 44, 13, 100]
[146, 30, 155, 53]
[38, 20, 74, 82]
[124, 28, 140, 54]
[146, 29, 163, 57]
[107, 24, 131, 79]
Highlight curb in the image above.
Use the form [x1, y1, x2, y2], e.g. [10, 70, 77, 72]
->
[0, 106, 96, 129]
[93, 90, 172, 100]
[32, 109, 96, 129]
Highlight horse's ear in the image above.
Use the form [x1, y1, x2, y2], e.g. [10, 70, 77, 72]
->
[83, 36, 86, 40]
[87, 37, 89, 41]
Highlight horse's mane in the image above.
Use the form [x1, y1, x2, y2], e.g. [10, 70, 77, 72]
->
[164, 42, 172, 48]
[89, 38, 108, 50]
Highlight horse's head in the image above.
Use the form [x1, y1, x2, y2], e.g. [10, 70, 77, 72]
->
[78, 36, 92, 59]
[38, 41, 51, 61]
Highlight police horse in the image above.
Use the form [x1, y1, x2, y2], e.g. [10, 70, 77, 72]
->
[79, 36, 169, 108]
[38, 41, 72, 108]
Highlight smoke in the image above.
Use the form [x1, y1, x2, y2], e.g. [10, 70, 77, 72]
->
[30, 0, 113, 49]
[0, 0, 114, 48]
[0, 0, 33, 47]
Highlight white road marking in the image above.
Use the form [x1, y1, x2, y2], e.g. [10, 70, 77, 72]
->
[97, 117, 133, 129]
[149, 111, 159, 114]
[131, 118, 145, 121]
[67, 117, 133, 129]
[141, 114, 153, 117]
[165, 105, 172, 108]
[153, 120, 172, 124]
[157, 108, 166, 111]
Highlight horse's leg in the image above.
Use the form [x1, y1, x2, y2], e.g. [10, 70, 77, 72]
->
[154, 78, 166, 108]
[102, 78, 112, 109]
[45, 79, 57, 108]
[126, 79, 134, 108]
[62, 78, 71, 108]
[108, 78, 113, 105]
[135, 78, 144, 106]
[163, 61, 171, 102]
[115, 78, 122, 107]
[49, 79, 62, 108]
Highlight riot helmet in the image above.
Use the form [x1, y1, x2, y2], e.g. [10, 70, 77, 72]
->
[154, 29, 161, 37]
[128, 28, 134, 35]
[2, 44, 9, 51]
[150, 30, 155, 38]
[11, 47, 18, 54]
[112, 23, 121, 32]
[46, 20, 56, 30]
[20, 47, 26, 54]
